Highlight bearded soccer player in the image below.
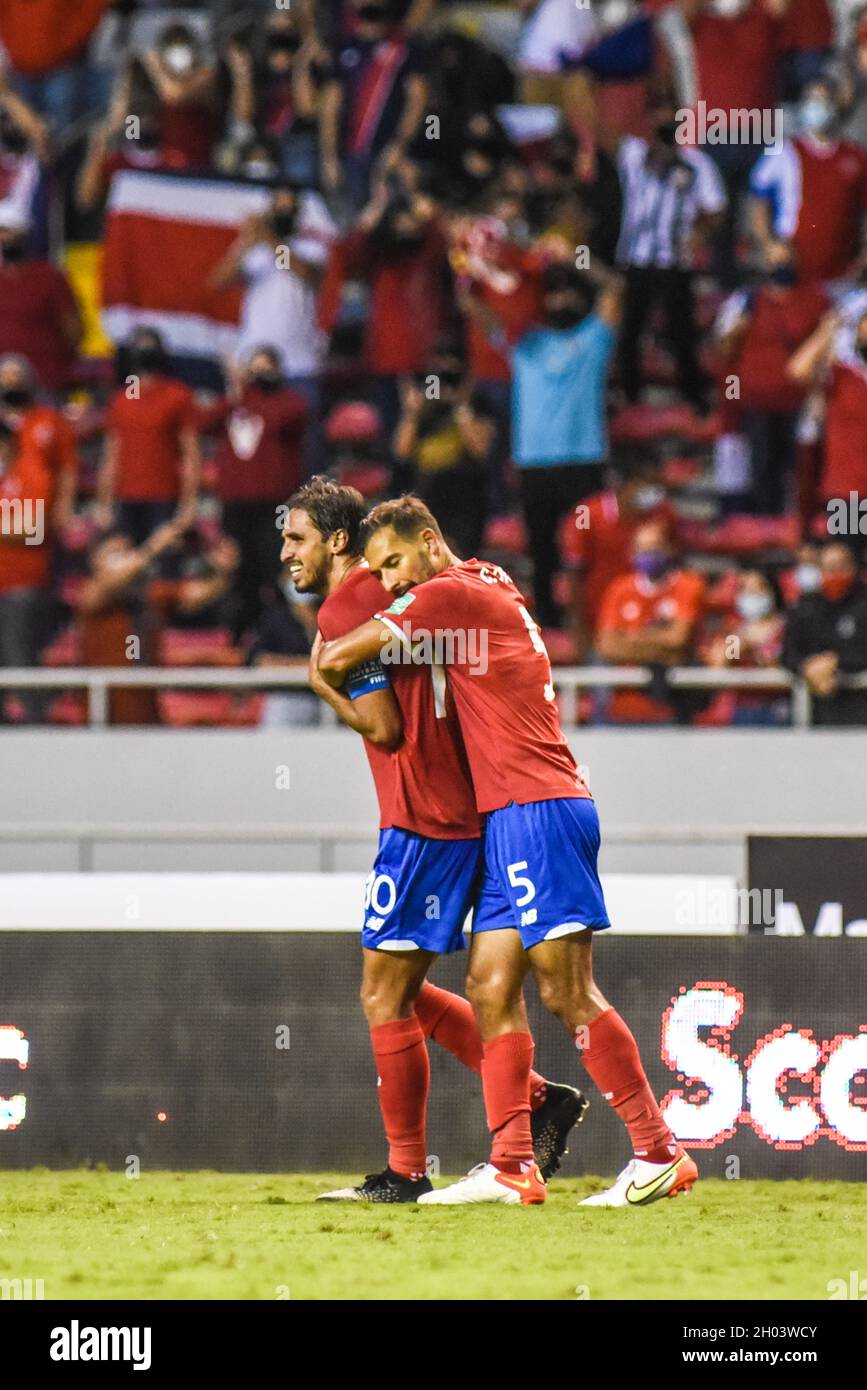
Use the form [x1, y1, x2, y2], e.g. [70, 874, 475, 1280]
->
[318, 495, 698, 1207]
[281, 477, 586, 1202]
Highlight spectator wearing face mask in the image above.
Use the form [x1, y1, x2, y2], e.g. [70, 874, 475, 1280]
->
[616, 94, 726, 413]
[0, 418, 54, 720]
[595, 517, 706, 724]
[783, 541, 867, 725]
[392, 343, 495, 557]
[199, 347, 308, 636]
[462, 260, 622, 628]
[0, 354, 77, 532]
[319, 0, 429, 209]
[714, 239, 828, 514]
[781, 540, 822, 606]
[95, 327, 201, 546]
[212, 182, 335, 476]
[0, 218, 81, 394]
[750, 77, 867, 287]
[253, 11, 326, 186]
[140, 22, 254, 172]
[319, 163, 453, 441]
[561, 444, 677, 661]
[700, 567, 789, 726]
[421, 30, 514, 201]
[788, 307, 867, 509]
[449, 209, 542, 511]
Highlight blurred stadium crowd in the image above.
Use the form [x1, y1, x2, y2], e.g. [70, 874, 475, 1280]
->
[0, 0, 867, 727]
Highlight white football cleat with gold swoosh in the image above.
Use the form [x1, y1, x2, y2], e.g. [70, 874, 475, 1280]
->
[579, 1151, 698, 1207]
[417, 1161, 547, 1206]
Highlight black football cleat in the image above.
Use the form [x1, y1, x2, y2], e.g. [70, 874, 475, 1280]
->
[317, 1167, 433, 1203]
[531, 1083, 589, 1180]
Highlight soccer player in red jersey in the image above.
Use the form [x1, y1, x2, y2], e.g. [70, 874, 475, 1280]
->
[318, 495, 698, 1207]
[281, 478, 586, 1203]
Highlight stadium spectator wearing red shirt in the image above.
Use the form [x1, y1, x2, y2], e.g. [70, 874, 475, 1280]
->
[789, 307, 867, 507]
[0, 419, 54, 719]
[699, 567, 788, 726]
[690, 0, 785, 286]
[596, 517, 706, 723]
[0, 353, 78, 530]
[561, 444, 677, 658]
[319, 0, 428, 208]
[96, 328, 201, 549]
[750, 79, 867, 285]
[0, 222, 81, 393]
[199, 347, 307, 636]
[320, 163, 454, 436]
[76, 102, 187, 214]
[714, 239, 828, 513]
[139, 23, 232, 172]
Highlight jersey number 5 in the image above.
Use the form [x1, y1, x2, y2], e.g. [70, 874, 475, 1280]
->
[507, 861, 536, 907]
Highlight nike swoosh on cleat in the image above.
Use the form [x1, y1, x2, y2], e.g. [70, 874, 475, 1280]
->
[495, 1174, 534, 1192]
[625, 1157, 684, 1205]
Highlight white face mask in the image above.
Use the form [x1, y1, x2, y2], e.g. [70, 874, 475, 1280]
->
[736, 591, 773, 621]
[162, 44, 195, 76]
[795, 562, 822, 594]
[633, 484, 665, 512]
[597, 0, 637, 30]
[800, 98, 834, 136]
[708, 0, 749, 16]
[244, 161, 277, 181]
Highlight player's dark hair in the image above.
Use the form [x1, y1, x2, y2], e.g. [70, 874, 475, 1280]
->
[286, 475, 366, 555]
[360, 495, 443, 550]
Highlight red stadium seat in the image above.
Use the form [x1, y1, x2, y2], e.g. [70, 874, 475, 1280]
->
[157, 691, 264, 727]
[680, 514, 801, 557]
[611, 404, 721, 445]
[159, 628, 243, 666]
[483, 513, 528, 554]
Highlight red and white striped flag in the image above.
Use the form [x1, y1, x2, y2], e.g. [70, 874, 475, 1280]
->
[101, 171, 268, 361]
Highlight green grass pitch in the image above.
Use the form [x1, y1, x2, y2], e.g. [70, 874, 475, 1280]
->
[2, 1171, 863, 1301]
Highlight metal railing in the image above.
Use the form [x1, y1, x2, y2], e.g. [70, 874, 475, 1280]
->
[1, 665, 866, 728]
[0, 818, 749, 875]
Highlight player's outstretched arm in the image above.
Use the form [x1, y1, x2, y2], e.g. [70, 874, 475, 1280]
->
[318, 620, 391, 689]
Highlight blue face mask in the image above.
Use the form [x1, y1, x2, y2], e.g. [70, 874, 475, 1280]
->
[633, 551, 670, 581]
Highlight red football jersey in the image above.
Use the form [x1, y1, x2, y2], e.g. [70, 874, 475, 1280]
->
[318, 565, 480, 839]
[377, 559, 590, 814]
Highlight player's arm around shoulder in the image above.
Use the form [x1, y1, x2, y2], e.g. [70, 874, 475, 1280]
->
[310, 631, 403, 750]
[317, 618, 393, 686]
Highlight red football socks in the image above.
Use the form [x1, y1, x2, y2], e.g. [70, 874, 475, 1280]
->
[482, 1030, 536, 1171]
[578, 1008, 677, 1164]
[369, 1017, 430, 1180]
[414, 982, 547, 1108]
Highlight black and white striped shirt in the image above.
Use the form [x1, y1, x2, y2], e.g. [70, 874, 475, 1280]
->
[616, 136, 726, 270]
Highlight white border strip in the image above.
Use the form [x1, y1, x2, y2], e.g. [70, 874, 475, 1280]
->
[0, 873, 738, 933]
[107, 171, 270, 225]
[101, 307, 239, 357]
